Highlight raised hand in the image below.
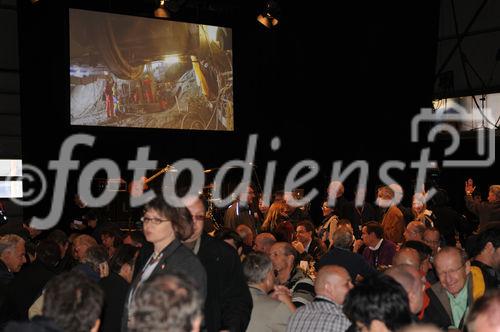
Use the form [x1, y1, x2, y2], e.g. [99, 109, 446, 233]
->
[465, 178, 476, 195]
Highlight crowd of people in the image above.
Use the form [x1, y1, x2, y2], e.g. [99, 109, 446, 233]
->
[0, 178, 499, 332]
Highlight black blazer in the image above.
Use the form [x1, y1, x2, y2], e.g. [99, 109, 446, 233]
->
[121, 238, 207, 331]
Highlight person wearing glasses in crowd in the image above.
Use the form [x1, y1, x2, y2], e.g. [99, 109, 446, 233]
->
[122, 195, 207, 331]
[424, 247, 484, 330]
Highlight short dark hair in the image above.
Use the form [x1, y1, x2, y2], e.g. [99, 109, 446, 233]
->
[129, 273, 202, 332]
[476, 227, 500, 253]
[296, 220, 315, 233]
[36, 240, 61, 268]
[145, 196, 193, 241]
[216, 229, 243, 250]
[100, 229, 123, 248]
[343, 273, 412, 331]
[83, 245, 108, 273]
[109, 244, 139, 274]
[402, 240, 432, 264]
[364, 221, 384, 239]
[47, 229, 68, 246]
[43, 271, 104, 332]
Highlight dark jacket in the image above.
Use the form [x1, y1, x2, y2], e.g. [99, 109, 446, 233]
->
[424, 274, 474, 330]
[465, 196, 500, 231]
[3, 261, 57, 321]
[197, 233, 252, 332]
[362, 239, 397, 269]
[99, 272, 129, 332]
[0, 260, 14, 324]
[5, 316, 64, 332]
[122, 238, 207, 332]
[318, 247, 376, 281]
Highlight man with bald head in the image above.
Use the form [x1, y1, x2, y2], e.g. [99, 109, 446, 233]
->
[466, 289, 500, 332]
[287, 265, 353, 331]
[404, 221, 427, 243]
[253, 233, 276, 255]
[393, 247, 421, 270]
[385, 265, 425, 316]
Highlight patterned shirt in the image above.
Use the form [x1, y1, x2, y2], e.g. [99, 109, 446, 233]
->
[286, 296, 351, 332]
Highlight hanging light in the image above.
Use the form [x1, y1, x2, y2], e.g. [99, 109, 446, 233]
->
[155, 0, 170, 18]
[257, 0, 280, 28]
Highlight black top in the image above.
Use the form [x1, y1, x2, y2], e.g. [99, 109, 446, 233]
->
[318, 247, 376, 281]
[99, 272, 130, 332]
[197, 233, 252, 332]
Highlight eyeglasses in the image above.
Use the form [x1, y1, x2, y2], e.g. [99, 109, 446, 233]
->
[140, 216, 170, 225]
[437, 263, 465, 278]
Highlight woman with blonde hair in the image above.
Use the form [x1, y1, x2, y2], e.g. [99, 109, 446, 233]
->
[261, 201, 288, 233]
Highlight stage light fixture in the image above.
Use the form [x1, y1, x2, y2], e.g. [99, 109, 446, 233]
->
[257, 0, 280, 28]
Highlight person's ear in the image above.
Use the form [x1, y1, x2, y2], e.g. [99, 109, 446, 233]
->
[465, 260, 471, 275]
[90, 319, 101, 332]
[99, 262, 109, 278]
[191, 316, 202, 332]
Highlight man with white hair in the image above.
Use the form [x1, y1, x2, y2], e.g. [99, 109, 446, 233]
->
[465, 179, 500, 231]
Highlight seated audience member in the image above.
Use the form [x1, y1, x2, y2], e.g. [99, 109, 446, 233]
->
[270, 242, 315, 307]
[377, 185, 406, 244]
[470, 227, 500, 290]
[236, 224, 254, 250]
[423, 227, 441, 259]
[361, 222, 397, 270]
[287, 265, 353, 332]
[398, 324, 443, 332]
[466, 289, 500, 332]
[317, 199, 339, 248]
[292, 220, 326, 264]
[244, 252, 295, 332]
[129, 273, 203, 332]
[403, 221, 427, 243]
[253, 233, 277, 255]
[343, 273, 413, 332]
[123, 231, 145, 248]
[72, 234, 98, 263]
[4, 240, 60, 321]
[100, 229, 122, 258]
[99, 244, 138, 332]
[412, 193, 436, 228]
[47, 229, 71, 272]
[261, 201, 289, 233]
[425, 246, 483, 330]
[318, 227, 375, 281]
[403, 240, 437, 284]
[5, 271, 104, 332]
[385, 265, 425, 317]
[73, 245, 109, 282]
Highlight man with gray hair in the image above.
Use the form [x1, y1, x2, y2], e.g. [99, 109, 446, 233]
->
[244, 252, 295, 332]
[129, 273, 203, 332]
[0, 234, 26, 319]
[0, 234, 26, 276]
[465, 179, 500, 231]
[318, 227, 375, 281]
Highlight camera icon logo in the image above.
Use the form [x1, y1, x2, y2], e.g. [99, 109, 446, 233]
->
[411, 104, 495, 167]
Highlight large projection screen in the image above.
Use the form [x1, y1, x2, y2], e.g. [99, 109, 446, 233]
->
[70, 9, 233, 131]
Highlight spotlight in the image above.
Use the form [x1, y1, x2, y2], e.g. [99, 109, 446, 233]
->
[257, 0, 280, 28]
[155, 0, 170, 18]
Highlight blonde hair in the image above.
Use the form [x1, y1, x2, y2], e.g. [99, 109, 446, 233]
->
[261, 201, 287, 232]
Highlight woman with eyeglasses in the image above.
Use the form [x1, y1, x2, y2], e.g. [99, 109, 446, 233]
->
[123, 195, 207, 331]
